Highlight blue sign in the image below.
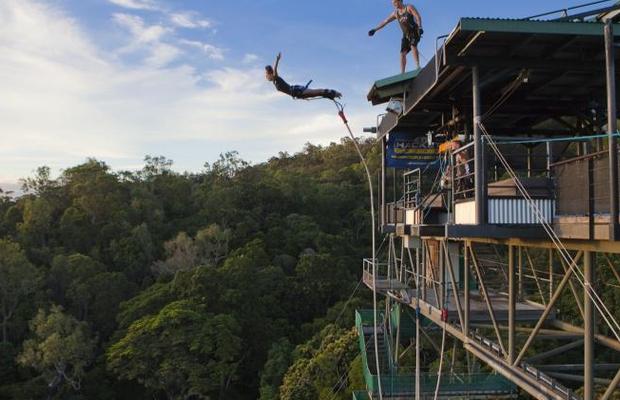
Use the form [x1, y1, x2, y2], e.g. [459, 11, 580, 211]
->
[386, 132, 438, 169]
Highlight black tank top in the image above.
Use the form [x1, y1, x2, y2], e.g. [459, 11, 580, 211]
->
[273, 76, 292, 96]
[396, 5, 416, 35]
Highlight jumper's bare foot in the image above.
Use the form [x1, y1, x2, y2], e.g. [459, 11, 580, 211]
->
[325, 90, 342, 100]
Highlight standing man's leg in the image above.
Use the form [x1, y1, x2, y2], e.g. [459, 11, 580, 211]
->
[400, 37, 410, 74]
[400, 51, 408, 74]
[411, 45, 420, 69]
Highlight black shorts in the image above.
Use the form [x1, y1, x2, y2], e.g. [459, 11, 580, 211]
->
[401, 24, 421, 53]
[290, 85, 306, 98]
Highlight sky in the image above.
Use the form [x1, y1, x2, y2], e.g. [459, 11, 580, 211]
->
[0, 0, 603, 190]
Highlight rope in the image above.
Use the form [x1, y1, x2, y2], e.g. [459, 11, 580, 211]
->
[432, 322, 447, 400]
[482, 122, 620, 340]
[333, 99, 384, 400]
[479, 122, 620, 341]
[495, 132, 620, 146]
[332, 277, 364, 328]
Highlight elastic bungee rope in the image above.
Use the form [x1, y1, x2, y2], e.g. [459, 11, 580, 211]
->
[333, 99, 385, 400]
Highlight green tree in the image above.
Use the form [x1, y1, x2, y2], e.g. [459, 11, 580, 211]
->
[0, 239, 41, 343]
[18, 306, 96, 396]
[107, 300, 242, 399]
[279, 326, 358, 400]
[259, 338, 294, 400]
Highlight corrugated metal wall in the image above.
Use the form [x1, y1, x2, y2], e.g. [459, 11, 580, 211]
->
[488, 198, 555, 224]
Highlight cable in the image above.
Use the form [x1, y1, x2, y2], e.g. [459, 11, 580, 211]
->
[332, 278, 364, 328]
[495, 132, 620, 146]
[333, 100, 384, 400]
[479, 122, 620, 341]
[482, 123, 620, 339]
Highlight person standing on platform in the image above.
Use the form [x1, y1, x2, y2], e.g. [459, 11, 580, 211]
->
[368, 0, 423, 73]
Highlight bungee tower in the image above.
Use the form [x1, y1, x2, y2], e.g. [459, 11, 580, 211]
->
[355, 2, 620, 399]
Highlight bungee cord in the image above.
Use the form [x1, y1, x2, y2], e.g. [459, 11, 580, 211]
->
[432, 322, 448, 400]
[333, 99, 385, 400]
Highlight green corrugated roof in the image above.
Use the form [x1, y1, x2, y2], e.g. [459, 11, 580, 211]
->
[373, 70, 420, 89]
[459, 17, 620, 36]
[367, 70, 420, 105]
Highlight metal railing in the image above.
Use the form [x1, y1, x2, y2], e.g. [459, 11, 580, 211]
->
[552, 148, 620, 216]
[520, 362, 579, 400]
[403, 169, 421, 209]
[384, 200, 406, 225]
[451, 142, 476, 201]
[356, 310, 517, 397]
[470, 332, 578, 400]
[524, 0, 614, 20]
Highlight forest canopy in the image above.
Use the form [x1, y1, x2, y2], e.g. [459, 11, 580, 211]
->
[0, 139, 378, 399]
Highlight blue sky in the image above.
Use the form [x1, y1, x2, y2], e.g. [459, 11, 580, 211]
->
[0, 0, 600, 188]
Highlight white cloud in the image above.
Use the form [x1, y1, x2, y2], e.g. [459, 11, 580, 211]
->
[180, 39, 224, 60]
[113, 13, 169, 44]
[242, 53, 259, 64]
[112, 13, 182, 66]
[0, 0, 364, 183]
[146, 43, 182, 66]
[107, 0, 159, 11]
[170, 12, 211, 29]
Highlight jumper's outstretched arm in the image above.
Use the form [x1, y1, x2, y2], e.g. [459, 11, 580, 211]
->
[369, 12, 396, 36]
[273, 52, 282, 77]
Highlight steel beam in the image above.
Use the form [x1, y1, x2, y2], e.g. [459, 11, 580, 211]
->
[558, 254, 586, 320]
[472, 66, 487, 225]
[549, 249, 554, 301]
[442, 241, 465, 330]
[584, 251, 595, 400]
[424, 242, 441, 308]
[525, 339, 585, 364]
[518, 246, 524, 301]
[462, 236, 620, 254]
[601, 368, 620, 400]
[525, 248, 547, 305]
[469, 245, 506, 355]
[508, 245, 516, 364]
[603, 253, 620, 285]
[514, 251, 583, 366]
[405, 293, 576, 400]
[550, 320, 620, 352]
[605, 19, 619, 241]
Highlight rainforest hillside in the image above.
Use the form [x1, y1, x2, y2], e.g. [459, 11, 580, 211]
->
[0, 138, 379, 400]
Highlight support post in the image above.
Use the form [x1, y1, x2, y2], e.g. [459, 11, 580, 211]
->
[605, 19, 619, 240]
[422, 241, 427, 302]
[546, 141, 553, 178]
[584, 251, 595, 400]
[472, 66, 487, 224]
[527, 146, 533, 178]
[381, 136, 387, 229]
[518, 246, 524, 300]
[415, 246, 421, 400]
[464, 242, 470, 336]
[508, 245, 516, 364]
